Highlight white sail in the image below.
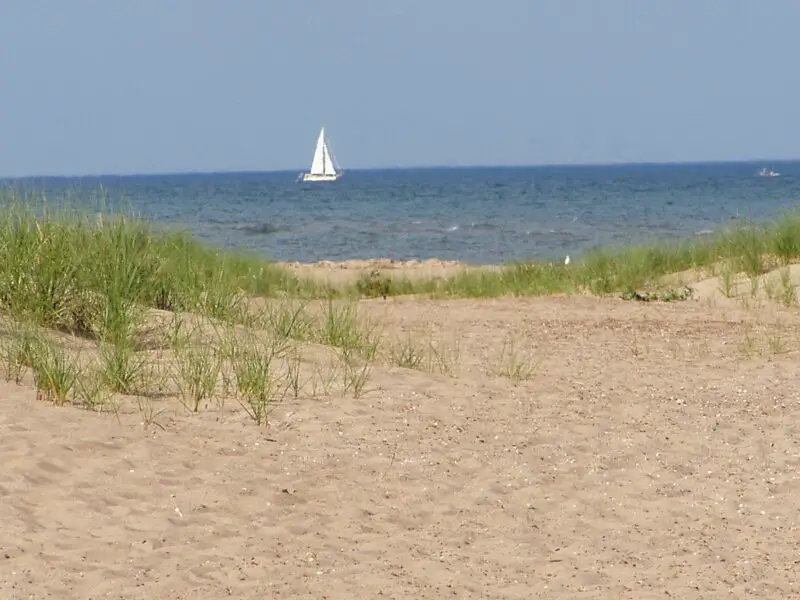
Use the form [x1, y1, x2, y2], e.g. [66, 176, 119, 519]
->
[301, 126, 343, 182]
[323, 135, 339, 175]
[309, 128, 328, 175]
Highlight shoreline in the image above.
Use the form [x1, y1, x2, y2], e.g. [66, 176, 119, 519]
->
[281, 258, 477, 269]
[280, 257, 501, 285]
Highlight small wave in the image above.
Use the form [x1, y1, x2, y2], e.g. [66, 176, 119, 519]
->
[444, 222, 498, 232]
[695, 229, 714, 236]
[468, 222, 499, 231]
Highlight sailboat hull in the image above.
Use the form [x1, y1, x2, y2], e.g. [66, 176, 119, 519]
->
[301, 172, 343, 182]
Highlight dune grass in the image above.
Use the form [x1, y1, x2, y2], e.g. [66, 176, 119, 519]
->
[0, 196, 396, 423]
[0, 202, 318, 331]
[354, 210, 800, 299]
[2, 191, 800, 425]
[4, 192, 800, 311]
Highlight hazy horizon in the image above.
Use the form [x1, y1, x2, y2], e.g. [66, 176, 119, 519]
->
[4, 156, 800, 181]
[1, 1, 798, 178]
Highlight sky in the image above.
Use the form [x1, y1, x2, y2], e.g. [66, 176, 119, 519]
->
[0, 0, 798, 177]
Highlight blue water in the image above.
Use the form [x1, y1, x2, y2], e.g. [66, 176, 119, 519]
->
[3, 161, 800, 264]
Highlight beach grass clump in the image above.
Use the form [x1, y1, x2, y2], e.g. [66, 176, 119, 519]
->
[778, 267, 797, 306]
[491, 335, 537, 382]
[260, 300, 315, 342]
[338, 344, 373, 399]
[462, 262, 575, 297]
[74, 367, 115, 412]
[2, 327, 84, 406]
[1, 323, 40, 385]
[428, 338, 461, 376]
[30, 339, 81, 406]
[417, 245, 684, 298]
[97, 340, 149, 395]
[316, 299, 381, 360]
[173, 344, 223, 413]
[285, 345, 305, 399]
[0, 197, 309, 335]
[0, 210, 95, 335]
[229, 338, 286, 426]
[386, 211, 800, 300]
[386, 334, 461, 376]
[388, 335, 427, 370]
[718, 262, 737, 298]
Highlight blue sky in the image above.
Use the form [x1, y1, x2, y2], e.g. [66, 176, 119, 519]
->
[0, 0, 797, 177]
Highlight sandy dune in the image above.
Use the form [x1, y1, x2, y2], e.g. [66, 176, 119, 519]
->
[2, 291, 800, 599]
[282, 257, 495, 286]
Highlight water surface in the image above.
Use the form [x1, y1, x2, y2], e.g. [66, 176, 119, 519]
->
[4, 161, 799, 263]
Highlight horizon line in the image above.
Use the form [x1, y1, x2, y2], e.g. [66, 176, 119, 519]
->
[1, 156, 797, 180]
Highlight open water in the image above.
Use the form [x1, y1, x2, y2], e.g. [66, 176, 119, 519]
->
[4, 161, 800, 264]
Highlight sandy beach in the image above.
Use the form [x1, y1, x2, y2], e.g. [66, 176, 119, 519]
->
[281, 257, 497, 286]
[2, 261, 800, 599]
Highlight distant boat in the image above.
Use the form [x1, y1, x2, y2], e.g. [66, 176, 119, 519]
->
[758, 167, 780, 177]
[299, 126, 343, 182]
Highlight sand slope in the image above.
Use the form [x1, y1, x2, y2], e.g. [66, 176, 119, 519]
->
[2, 295, 800, 599]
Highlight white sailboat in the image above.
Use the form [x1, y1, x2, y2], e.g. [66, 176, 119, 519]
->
[300, 127, 343, 182]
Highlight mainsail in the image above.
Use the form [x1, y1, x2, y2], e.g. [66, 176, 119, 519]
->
[309, 127, 338, 176]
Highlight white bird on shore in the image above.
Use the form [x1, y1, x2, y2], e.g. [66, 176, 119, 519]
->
[564, 255, 571, 266]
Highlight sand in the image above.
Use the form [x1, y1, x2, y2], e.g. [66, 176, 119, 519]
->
[2, 266, 800, 598]
[283, 258, 497, 286]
